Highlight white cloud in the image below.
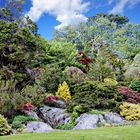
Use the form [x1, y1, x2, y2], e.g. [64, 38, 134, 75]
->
[28, 0, 90, 30]
[110, 0, 140, 14]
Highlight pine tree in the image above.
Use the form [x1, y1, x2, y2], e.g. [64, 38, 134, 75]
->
[56, 81, 71, 101]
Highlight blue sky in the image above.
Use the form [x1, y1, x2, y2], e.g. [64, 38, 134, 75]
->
[1, 0, 140, 40]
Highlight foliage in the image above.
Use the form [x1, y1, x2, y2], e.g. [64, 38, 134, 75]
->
[130, 78, 140, 94]
[124, 54, 140, 80]
[12, 115, 36, 129]
[118, 86, 140, 104]
[120, 102, 140, 121]
[56, 81, 71, 101]
[104, 78, 118, 86]
[23, 103, 34, 111]
[38, 65, 65, 94]
[0, 114, 11, 136]
[89, 109, 110, 115]
[69, 81, 124, 113]
[55, 122, 75, 130]
[0, 80, 24, 117]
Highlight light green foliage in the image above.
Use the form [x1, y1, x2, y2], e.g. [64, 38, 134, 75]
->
[45, 41, 82, 69]
[89, 109, 110, 115]
[120, 102, 140, 121]
[0, 114, 11, 136]
[55, 122, 75, 130]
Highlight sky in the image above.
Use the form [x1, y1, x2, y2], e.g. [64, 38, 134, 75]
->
[1, 0, 140, 40]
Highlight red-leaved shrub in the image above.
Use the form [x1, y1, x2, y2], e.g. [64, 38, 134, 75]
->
[118, 86, 140, 104]
[23, 103, 34, 111]
[46, 95, 59, 101]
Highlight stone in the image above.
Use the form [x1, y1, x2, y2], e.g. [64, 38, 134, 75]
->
[26, 121, 53, 132]
[38, 106, 71, 127]
[104, 112, 124, 124]
[23, 110, 39, 120]
[45, 99, 67, 109]
[74, 114, 99, 130]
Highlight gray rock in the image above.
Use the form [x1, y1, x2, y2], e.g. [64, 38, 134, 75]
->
[26, 121, 53, 132]
[104, 112, 124, 124]
[45, 99, 67, 109]
[39, 106, 71, 127]
[23, 110, 39, 120]
[74, 114, 99, 130]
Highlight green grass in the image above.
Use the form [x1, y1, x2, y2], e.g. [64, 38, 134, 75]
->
[0, 125, 140, 140]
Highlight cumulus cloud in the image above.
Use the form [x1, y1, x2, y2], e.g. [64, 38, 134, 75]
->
[28, 0, 90, 30]
[110, 0, 140, 14]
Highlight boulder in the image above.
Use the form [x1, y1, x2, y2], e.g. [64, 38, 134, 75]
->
[74, 112, 128, 130]
[104, 112, 125, 124]
[45, 99, 67, 109]
[74, 114, 99, 130]
[26, 121, 53, 133]
[38, 106, 71, 127]
[23, 110, 39, 120]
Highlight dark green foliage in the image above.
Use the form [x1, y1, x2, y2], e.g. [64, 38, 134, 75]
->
[12, 115, 37, 129]
[130, 78, 140, 94]
[0, 80, 45, 117]
[0, 114, 11, 136]
[69, 81, 124, 113]
[39, 65, 65, 93]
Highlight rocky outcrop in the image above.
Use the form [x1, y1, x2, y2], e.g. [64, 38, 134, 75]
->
[38, 105, 71, 128]
[74, 112, 128, 130]
[26, 121, 53, 132]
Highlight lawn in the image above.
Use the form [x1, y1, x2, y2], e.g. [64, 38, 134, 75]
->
[0, 125, 140, 140]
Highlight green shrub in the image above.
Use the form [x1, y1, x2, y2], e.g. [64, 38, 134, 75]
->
[130, 78, 140, 94]
[69, 81, 124, 113]
[120, 102, 140, 121]
[89, 109, 110, 115]
[12, 115, 36, 129]
[0, 114, 11, 136]
[56, 122, 75, 130]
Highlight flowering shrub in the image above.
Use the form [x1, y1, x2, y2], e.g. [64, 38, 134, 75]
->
[118, 86, 140, 104]
[23, 103, 34, 111]
[120, 102, 140, 121]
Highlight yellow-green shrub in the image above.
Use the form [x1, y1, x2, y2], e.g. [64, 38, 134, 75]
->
[0, 114, 11, 136]
[120, 102, 140, 121]
[104, 78, 118, 86]
[56, 81, 71, 101]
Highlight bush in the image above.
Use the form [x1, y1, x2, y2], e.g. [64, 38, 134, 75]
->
[12, 115, 36, 129]
[56, 81, 71, 101]
[0, 114, 11, 136]
[55, 122, 75, 130]
[118, 86, 140, 104]
[104, 78, 118, 86]
[69, 81, 124, 113]
[120, 102, 140, 121]
[130, 78, 140, 94]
